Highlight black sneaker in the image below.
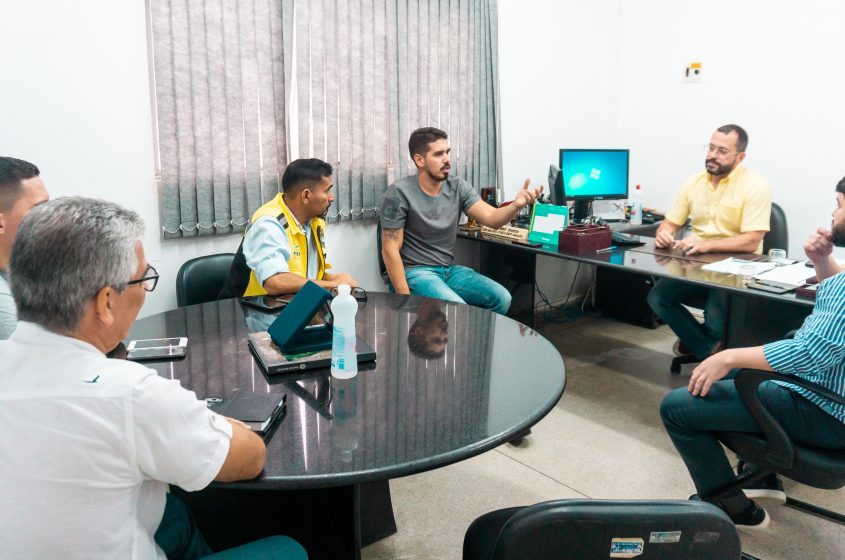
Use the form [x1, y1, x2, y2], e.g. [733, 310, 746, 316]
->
[688, 494, 769, 531]
[729, 501, 770, 531]
[738, 465, 787, 506]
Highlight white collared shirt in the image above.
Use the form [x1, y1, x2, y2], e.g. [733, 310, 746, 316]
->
[0, 322, 233, 559]
[0, 269, 16, 339]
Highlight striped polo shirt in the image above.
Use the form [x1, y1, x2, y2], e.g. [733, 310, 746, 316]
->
[764, 270, 845, 424]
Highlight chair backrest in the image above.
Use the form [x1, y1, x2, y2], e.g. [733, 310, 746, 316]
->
[175, 253, 237, 307]
[763, 202, 788, 254]
[472, 500, 741, 560]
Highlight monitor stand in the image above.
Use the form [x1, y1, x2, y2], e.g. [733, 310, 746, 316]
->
[572, 200, 592, 222]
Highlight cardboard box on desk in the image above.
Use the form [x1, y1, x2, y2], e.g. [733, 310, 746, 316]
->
[557, 224, 612, 254]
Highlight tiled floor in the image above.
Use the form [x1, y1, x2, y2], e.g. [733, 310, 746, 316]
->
[363, 316, 845, 559]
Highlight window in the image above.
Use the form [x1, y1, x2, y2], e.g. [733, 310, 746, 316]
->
[149, 0, 501, 237]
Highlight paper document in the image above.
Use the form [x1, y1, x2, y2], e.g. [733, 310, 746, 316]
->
[754, 262, 815, 289]
[532, 214, 566, 234]
[702, 257, 776, 276]
[592, 199, 625, 221]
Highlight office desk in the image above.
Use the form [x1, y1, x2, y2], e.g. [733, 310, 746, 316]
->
[457, 231, 813, 347]
[129, 293, 565, 559]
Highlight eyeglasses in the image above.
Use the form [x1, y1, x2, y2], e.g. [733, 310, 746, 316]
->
[126, 264, 159, 292]
[704, 144, 741, 157]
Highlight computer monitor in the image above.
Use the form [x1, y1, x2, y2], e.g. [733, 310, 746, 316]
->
[547, 164, 564, 206]
[559, 149, 629, 221]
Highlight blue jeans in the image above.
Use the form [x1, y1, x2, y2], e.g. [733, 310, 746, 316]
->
[647, 278, 728, 359]
[155, 493, 307, 559]
[403, 264, 511, 315]
[660, 376, 845, 511]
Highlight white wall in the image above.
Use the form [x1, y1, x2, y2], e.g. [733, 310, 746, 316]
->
[0, 1, 380, 318]
[5, 1, 841, 320]
[499, 0, 845, 262]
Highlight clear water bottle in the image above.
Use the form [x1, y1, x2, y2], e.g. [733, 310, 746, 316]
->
[330, 284, 358, 379]
[629, 184, 643, 225]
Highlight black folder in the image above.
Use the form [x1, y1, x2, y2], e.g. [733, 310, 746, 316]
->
[208, 390, 286, 434]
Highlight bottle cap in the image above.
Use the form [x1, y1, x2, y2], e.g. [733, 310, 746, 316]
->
[338, 284, 351, 296]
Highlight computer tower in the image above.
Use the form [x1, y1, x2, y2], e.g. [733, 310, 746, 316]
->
[594, 268, 661, 329]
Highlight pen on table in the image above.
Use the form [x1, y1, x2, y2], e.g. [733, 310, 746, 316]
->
[596, 246, 617, 254]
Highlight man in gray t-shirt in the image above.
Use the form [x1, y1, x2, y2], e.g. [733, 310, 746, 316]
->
[0, 157, 49, 340]
[380, 127, 542, 315]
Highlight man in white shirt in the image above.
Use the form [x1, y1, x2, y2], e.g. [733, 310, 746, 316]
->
[0, 197, 306, 559]
[0, 156, 49, 340]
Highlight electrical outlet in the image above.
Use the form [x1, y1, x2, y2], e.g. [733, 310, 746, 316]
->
[684, 62, 702, 83]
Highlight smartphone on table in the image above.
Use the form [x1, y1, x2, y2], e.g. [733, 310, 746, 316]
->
[126, 337, 188, 361]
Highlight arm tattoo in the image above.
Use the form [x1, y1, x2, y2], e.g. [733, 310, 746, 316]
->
[384, 228, 402, 241]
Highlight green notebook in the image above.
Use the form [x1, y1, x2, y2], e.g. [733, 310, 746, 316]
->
[267, 281, 333, 353]
[528, 203, 568, 246]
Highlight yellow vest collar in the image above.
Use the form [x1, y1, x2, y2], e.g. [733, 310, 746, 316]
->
[278, 193, 310, 236]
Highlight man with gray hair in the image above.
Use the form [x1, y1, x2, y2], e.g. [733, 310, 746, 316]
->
[0, 156, 49, 339]
[0, 197, 306, 559]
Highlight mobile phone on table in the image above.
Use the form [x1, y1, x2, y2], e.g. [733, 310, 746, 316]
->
[126, 337, 188, 361]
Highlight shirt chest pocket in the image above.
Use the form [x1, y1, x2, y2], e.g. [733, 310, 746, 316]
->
[715, 200, 744, 234]
[689, 200, 715, 225]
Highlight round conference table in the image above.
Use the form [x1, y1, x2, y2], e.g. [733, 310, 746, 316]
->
[129, 292, 565, 559]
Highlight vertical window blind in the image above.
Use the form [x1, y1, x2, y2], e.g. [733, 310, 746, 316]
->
[149, 0, 500, 237]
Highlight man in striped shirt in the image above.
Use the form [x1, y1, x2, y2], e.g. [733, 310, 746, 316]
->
[661, 176, 845, 530]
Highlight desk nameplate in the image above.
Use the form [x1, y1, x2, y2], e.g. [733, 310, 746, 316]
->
[479, 225, 529, 242]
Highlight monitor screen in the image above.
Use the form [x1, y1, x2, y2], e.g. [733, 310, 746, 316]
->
[559, 149, 629, 201]
[547, 164, 563, 205]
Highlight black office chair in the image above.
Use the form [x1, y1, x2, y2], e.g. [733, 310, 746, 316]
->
[175, 253, 237, 307]
[671, 353, 704, 375]
[463, 499, 741, 560]
[704, 368, 845, 526]
[670, 203, 789, 374]
[762, 202, 788, 254]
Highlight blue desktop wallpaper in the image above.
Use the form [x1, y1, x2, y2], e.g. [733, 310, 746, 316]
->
[560, 150, 629, 199]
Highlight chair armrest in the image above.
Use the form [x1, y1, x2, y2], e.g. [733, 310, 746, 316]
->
[737, 369, 845, 406]
[734, 369, 845, 470]
[733, 369, 794, 469]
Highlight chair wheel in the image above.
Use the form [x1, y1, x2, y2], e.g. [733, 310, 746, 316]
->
[670, 360, 682, 374]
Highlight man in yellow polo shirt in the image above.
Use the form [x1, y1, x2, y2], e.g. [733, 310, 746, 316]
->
[647, 124, 772, 361]
[220, 158, 358, 298]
